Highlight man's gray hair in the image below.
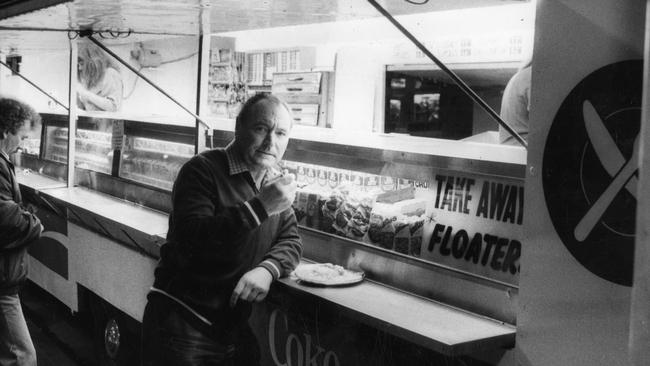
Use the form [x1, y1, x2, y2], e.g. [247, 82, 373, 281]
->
[234, 94, 293, 135]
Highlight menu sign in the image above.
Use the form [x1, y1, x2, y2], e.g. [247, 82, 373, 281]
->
[420, 172, 524, 284]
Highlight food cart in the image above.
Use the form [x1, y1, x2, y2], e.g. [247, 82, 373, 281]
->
[0, 0, 647, 365]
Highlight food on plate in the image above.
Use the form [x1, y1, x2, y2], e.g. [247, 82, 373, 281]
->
[293, 263, 364, 285]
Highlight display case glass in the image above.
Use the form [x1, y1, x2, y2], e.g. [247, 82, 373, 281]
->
[42, 120, 113, 174]
[210, 128, 526, 288]
[120, 136, 193, 190]
[118, 121, 195, 191]
[282, 158, 523, 286]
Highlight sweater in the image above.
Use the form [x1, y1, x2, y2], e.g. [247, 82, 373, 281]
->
[153, 147, 302, 325]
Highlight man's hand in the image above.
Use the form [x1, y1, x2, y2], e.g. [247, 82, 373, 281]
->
[25, 203, 38, 214]
[230, 267, 273, 308]
[258, 175, 297, 216]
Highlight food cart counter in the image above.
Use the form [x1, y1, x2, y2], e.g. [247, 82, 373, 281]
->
[17, 154, 516, 358]
[16, 112, 525, 364]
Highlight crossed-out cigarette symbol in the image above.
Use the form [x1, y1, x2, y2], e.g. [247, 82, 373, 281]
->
[574, 100, 640, 242]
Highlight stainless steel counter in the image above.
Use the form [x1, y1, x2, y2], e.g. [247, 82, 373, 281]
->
[17, 171, 167, 258]
[43, 186, 169, 238]
[211, 127, 526, 180]
[279, 264, 515, 356]
[16, 169, 67, 190]
[17, 171, 517, 358]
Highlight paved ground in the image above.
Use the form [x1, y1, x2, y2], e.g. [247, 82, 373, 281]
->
[20, 283, 96, 366]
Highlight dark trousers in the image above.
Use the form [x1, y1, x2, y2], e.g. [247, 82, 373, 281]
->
[0, 294, 36, 366]
[141, 293, 260, 366]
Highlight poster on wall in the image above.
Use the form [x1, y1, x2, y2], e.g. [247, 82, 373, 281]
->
[77, 40, 124, 113]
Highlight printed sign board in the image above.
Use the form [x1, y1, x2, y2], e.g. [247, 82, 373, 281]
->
[420, 172, 524, 285]
[542, 60, 641, 286]
[517, 1, 646, 365]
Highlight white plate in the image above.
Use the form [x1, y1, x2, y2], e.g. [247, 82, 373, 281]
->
[293, 263, 364, 286]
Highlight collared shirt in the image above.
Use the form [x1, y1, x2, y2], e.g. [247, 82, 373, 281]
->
[0, 149, 9, 162]
[224, 142, 248, 176]
[224, 141, 281, 188]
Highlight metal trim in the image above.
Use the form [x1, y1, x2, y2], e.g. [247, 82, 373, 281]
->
[212, 129, 526, 180]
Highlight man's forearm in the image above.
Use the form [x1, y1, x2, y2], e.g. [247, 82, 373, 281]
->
[0, 200, 42, 249]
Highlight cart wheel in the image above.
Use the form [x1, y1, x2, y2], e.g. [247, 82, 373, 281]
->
[90, 298, 137, 366]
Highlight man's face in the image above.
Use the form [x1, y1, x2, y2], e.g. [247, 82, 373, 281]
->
[2, 120, 40, 155]
[237, 99, 292, 172]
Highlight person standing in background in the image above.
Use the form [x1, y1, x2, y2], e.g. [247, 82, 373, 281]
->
[0, 98, 43, 366]
[141, 94, 302, 366]
[499, 58, 532, 145]
[77, 41, 124, 112]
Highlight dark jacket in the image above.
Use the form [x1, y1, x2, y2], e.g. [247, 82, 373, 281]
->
[0, 151, 42, 295]
[154, 148, 302, 326]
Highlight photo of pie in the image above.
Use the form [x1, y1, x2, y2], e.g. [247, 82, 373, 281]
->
[293, 263, 364, 286]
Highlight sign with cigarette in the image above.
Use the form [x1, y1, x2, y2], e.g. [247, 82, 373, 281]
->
[542, 60, 641, 286]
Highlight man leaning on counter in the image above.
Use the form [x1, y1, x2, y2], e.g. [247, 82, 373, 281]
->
[141, 93, 303, 366]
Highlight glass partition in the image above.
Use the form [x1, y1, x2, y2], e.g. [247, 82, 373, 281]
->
[43, 117, 114, 174]
[120, 135, 193, 191]
[0, 34, 70, 183]
[202, 2, 534, 145]
[118, 121, 195, 191]
[280, 153, 524, 286]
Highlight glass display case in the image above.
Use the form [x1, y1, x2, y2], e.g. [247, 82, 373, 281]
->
[42, 117, 113, 174]
[120, 135, 193, 191]
[284, 160, 428, 254]
[213, 128, 526, 324]
[118, 121, 195, 191]
[38, 115, 195, 192]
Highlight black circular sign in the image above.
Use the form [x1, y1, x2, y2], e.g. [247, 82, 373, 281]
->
[543, 60, 641, 287]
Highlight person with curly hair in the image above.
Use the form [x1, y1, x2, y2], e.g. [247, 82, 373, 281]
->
[77, 41, 124, 112]
[0, 97, 43, 366]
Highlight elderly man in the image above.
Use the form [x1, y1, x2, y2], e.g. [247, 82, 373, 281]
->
[0, 98, 43, 366]
[142, 94, 302, 366]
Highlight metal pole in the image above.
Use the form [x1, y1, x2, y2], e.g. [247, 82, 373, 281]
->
[366, 0, 528, 148]
[66, 41, 78, 187]
[81, 33, 211, 130]
[0, 60, 69, 111]
[195, 34, 208, 154]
